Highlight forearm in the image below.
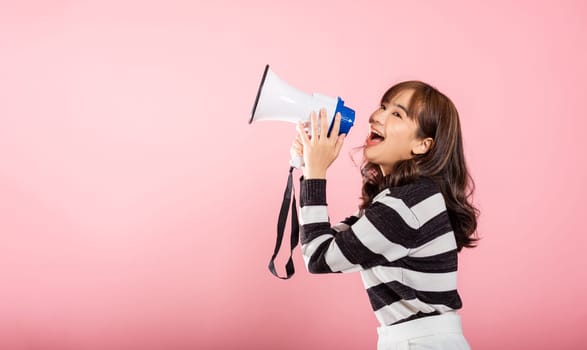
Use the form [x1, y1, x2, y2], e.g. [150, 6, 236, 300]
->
[299, 179, 362, 273]
[299, 179, 416, 274]
[299, 178, 332, 244]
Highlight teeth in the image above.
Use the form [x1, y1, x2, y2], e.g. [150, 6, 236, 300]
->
[372, 129, 382, 137]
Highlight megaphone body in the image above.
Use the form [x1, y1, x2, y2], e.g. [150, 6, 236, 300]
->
[250, 65, 355, 168]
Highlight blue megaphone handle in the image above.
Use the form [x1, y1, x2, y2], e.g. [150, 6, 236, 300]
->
[327, 97, 355, 136]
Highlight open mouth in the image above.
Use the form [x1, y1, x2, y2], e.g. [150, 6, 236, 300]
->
[367, 129, 385, 145]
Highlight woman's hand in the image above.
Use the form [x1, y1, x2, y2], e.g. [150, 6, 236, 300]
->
[296, 108, 346, 179]
[290, 122, 306, 166]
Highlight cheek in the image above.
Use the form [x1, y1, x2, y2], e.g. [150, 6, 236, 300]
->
[388, 126, 416, 153]
[386, 123, 410, 142]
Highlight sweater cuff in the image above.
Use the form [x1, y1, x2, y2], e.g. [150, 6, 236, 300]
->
[300, 178, 327, 207]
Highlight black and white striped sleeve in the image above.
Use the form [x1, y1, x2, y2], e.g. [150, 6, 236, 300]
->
[299, 179, 423, 274]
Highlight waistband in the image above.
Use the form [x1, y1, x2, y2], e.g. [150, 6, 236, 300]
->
[377, 312, 464, 342]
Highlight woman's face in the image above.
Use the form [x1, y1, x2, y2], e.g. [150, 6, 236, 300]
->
[363, 89, 428, 175]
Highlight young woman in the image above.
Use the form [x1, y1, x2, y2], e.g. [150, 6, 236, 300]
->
[292, 81, 478, 349]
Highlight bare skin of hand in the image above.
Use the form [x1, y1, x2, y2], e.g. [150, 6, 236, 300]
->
[293, 108, 346, 179]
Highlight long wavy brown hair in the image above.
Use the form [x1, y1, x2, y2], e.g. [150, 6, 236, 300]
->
[359, 81, 479, 251]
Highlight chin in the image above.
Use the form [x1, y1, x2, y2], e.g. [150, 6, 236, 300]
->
[363, 147, 376, 163]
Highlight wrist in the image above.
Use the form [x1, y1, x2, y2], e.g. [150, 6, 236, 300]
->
[300, 178, 327, 206]
[304, 168, 327, 179]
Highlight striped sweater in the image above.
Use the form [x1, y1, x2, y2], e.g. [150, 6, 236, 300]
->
[299, 177, 462, 326]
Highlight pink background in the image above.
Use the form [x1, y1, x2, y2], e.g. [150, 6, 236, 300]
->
[1, 0, 586, 349]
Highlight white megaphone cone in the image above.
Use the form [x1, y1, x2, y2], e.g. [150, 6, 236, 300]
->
[249, 65, 355, 168]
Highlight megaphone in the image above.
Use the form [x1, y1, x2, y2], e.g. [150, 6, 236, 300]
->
[249, 65, 355, 168]
[249, 65, 356, 279]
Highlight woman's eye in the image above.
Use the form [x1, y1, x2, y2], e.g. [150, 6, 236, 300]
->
[380, 104, 386, 110]
[392, 112, 402, 118]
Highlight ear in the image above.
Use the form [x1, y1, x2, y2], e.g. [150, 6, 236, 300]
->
[411, 137, 433, 155]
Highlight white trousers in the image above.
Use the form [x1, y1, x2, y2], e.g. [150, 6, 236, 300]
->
[377, 312, 471, 350]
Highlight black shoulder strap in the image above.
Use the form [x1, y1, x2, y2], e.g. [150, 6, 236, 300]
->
[268, 166, 300, 279]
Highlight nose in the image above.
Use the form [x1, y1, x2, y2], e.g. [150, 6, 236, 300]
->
[368, 109, 385, 126]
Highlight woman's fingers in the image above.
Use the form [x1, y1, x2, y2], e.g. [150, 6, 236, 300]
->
[319, 108, 329, 139]
[304, 109, 343, 145]
[293, 136, 304, 154]
[310, 111, 319, 142]
[308, 109, 341, 142]
[330, 112, 341, 140]
[297, 121, 311, 145]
